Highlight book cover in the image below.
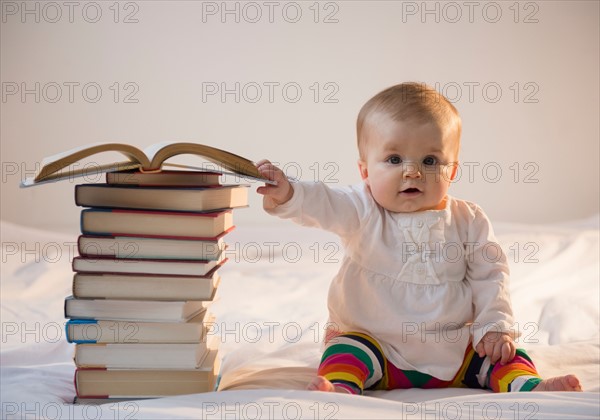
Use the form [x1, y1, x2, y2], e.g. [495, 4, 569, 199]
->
[80, 209, 234, 239]
[75, 184, 249, 212]
[71, 255, 225, 277]
[65, 312, 214, 344]
[77, 233, 229, 261]
[74, 342, 210, 369]
[72, 271, 221, 300]
[64, 296, 214, 322]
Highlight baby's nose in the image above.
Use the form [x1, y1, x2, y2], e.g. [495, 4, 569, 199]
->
[402, 162, 422, 178]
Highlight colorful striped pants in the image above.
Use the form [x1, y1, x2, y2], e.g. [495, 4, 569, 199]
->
[318, 332, 542, 394]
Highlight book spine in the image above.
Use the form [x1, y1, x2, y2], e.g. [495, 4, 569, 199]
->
[107, 208, 226, 217]
[71, 272, 77, 297]
[79, 227, 234, 243]
[66, 319, 99, 344]
[73, 256, 220, 264]
[74, 343, 108, 368]
[80, 232, 233, 241]
[74, 185, 80, 206]
[74, 368, 109, 399]
[76, 236, 83, 257]
[81, 208, 113, 236]
[64, 296, 70, 319]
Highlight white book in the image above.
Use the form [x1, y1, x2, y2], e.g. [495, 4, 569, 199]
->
[64, 296, 214, 322]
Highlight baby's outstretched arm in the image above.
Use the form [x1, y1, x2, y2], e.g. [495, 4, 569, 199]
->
[475, 331, 516, 365]
[255, 159, 294, 208]
[256, 159, 364, 238]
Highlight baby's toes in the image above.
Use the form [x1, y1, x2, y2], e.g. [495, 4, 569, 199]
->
[307, 376, 335, 392]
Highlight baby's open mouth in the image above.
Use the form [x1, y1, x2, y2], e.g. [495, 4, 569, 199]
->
[401, 188, 421, 194]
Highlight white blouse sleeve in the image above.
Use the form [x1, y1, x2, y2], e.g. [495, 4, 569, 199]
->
[465, 205, 520, 347]
[264, 181, 367, 240]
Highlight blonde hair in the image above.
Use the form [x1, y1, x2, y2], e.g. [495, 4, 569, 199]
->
[357, 82, 462, 158]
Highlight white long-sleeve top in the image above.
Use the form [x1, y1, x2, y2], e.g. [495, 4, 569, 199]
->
[266, 181, 517, 380]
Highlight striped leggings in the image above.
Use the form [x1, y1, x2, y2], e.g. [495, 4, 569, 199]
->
[318, 332, 542, 394]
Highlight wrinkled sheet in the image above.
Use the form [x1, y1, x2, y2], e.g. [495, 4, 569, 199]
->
[1, 217, 599, 419]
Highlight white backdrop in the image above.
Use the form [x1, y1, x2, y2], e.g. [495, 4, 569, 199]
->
[1, 1, 598, 233]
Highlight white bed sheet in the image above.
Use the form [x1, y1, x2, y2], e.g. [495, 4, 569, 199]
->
[1, 217, 599, 419]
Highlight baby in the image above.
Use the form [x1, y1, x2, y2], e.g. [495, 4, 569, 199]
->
[256, 82, 582, 394]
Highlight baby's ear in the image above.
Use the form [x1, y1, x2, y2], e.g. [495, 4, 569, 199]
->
[357, 159, 369, 181]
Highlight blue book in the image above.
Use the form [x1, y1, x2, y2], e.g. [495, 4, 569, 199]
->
[65, 312, 212, 344]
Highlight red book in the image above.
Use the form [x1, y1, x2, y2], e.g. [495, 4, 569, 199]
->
[75, 184, 248, 212]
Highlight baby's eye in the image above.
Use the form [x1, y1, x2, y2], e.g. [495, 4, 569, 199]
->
[422, 156, 438, 166]
[387, 155, 402, 165]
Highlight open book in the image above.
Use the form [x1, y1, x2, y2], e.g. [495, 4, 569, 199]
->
[21, 142, 273, 187]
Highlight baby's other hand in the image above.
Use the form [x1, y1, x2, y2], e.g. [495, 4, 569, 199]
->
[255, 159, 294, 207]
[475, 332, 516, 365]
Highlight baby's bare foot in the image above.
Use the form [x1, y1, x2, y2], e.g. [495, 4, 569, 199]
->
[307, 376, 351, 393]
[533, 374, 582, 392]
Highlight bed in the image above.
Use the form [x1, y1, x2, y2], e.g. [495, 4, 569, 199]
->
[1, 216, 599, 419]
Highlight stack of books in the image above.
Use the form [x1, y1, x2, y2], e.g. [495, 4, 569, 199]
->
[63, 169, 249, 400]
[21, 142, 270, 401]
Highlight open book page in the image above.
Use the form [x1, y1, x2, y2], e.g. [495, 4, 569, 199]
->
[21, 142, 276, 187]
[21, 162, 142, 187]
[144, 142, 275, 184]
[163, 163, 276, 185]
[21, 143, 149, 187]
[142, 141, 176, 163]
[145, 142, 264, 178]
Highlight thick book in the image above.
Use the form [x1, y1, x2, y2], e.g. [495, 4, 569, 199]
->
[78, 234, 227, 261]
[75, 184, 249, 212]
[72, 271, 220, 301]
[66, 312, 214, 344]
[74, 342, 211, 369]
[20, 142, 271, 187]
[72, 255, 224, 276]
[106, 170, 222, 186]
[64, 296, 214, 322]
[80, 209, 234, 239]
[74, 339, 220, 398]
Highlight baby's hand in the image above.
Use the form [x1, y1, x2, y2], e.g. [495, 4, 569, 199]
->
[475, 332, 516, 365]
[255, 159, 294, 207]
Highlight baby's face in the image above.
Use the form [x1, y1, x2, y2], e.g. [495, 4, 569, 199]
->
[358, 115, 459, 213]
